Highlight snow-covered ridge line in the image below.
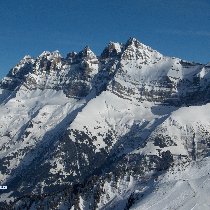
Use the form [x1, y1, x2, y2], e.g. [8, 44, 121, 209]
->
[1, 37, 209, 106]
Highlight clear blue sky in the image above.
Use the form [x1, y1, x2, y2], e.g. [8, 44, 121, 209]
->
[0, 0, 210, 78]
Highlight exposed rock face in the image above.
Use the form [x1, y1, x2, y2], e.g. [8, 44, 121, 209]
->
[0, 38, 210, 209]
[1, 47, 99, 98]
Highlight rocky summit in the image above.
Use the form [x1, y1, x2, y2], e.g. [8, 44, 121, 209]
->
[0, 38, 210, 210]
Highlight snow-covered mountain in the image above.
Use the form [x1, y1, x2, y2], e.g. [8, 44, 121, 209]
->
[0, 38, 210, 210]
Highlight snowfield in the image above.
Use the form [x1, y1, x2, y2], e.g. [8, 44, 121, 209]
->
[132, 157, 210, 210]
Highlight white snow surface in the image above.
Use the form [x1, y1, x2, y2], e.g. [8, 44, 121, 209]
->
[0, 87, 85, 183]
[131, 157, 210, 210]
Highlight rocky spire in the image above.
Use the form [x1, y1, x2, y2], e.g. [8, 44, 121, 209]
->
[77, 46, 97, 60]
[101, 41, 123, 59]
[38, 50, 62, 60]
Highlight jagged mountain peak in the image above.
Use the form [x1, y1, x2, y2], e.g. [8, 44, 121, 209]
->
[77, 46, 97, 60]
[126, 37, 142, 47]
[83, 45, 91, 51]
[22, 55, 33, 60]
[38, 50, 62, 60]
[121, 37, 162, 63]
[125, 37, 159, 53]
[101, 41, 123, 59]
[16, 54, 34, 64]
[7, 55, 34, 78]
[66, 51, 77, 61]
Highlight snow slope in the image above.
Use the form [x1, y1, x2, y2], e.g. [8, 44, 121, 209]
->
[131, 157, 210, 210]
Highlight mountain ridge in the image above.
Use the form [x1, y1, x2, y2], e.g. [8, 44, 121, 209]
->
[0, 38, 210, 209]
